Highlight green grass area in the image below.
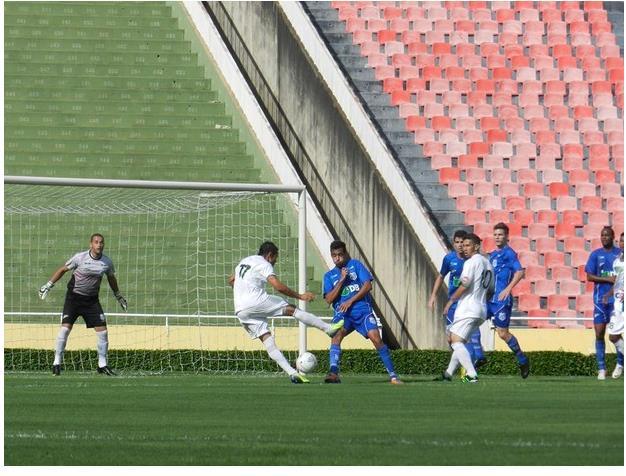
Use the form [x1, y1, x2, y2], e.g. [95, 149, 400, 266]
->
[4, 372, 623, 465]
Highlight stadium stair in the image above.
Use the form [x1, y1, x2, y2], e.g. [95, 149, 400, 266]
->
[4, 1, 327, 314]
[304, 1, 624, 323]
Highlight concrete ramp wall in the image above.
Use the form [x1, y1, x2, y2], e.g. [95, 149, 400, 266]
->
[205, 1, 449, 349]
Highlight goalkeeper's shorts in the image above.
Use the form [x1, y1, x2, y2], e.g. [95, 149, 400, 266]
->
[62, 292, 106, 328]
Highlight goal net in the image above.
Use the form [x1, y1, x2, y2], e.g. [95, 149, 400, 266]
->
[5, 178, 321, 373]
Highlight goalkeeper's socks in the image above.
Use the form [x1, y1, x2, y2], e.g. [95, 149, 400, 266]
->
[263, 335, 297, 375]
[96, 330, 109, 368]
[470, 328, 485, 362]
[377, 345, 396, 376]
[506, 335, 528, 365]
[293, 308, 329, 333]
[329, 344, 342, 374]
[595, 339, 606, 371]
[613, 337, 624, 366]
[53, 326, 71, 366]
[451, 342, 477, 378]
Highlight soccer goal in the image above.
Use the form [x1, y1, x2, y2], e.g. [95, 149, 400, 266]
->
[4, 175, 318, 373]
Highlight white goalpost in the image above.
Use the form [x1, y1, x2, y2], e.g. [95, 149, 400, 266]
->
[4, 175, 316, 373]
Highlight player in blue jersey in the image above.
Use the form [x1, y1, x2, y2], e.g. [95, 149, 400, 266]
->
[487, 223, 530, 378]
[585, 226, 623, 380]
[322, 240, 401, 384]
[429, 229, 486, 368]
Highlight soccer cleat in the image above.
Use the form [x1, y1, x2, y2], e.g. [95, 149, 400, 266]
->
[612, 364, 623, 379]
[97, 366, 116, 376]
[390, 376, 404, 385]
[324, 372, 341, 384]
[290, 373, 310, 384]
[459, 367, 467, 378]
[327, 319, 344, 337]
[598, 369, 606, 380]
[461, 374, 478, 383]
[475, 358, 488, 370]
[52, 365, 61, 376]
[519, 359, 530, 379]
[433, 371, 452, 382]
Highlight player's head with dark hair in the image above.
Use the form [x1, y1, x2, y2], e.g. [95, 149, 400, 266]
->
[89, 233, 105, 257]
[462, 233, 481, 258]
[330, 240, 347, 253]
[620, 232, 624, 251]
[452, 230, 467, 254]
[493, 222, 509, 249]
[493, 222, 509, 235]
[601, 226, 615, 249]
[258, 241, 279, 258]
[330, 240, 349, 268]
[453, 230, 468, 240]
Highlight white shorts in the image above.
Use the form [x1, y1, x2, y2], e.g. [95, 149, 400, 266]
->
[608, 308, 624, 336]
[236, 295, 289, 339]
[447, 316, 484, 341]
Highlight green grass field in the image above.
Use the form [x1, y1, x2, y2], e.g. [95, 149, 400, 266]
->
[4, 372, 623, 466]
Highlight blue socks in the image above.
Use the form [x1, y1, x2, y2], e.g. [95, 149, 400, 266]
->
[506, 335, 528, 365]
[617, 350, 624, 367]
[329, 344, 341, 374]
[470, 329, 485, 362]
[595, 340, 606, 370]
[377, 345, 397, 377]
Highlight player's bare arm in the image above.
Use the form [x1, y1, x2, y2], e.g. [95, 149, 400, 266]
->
[107, 274, 127, 311]
[227, 274, 235, 287]
[38, 265, 71, 299]
[443, 284, 468, 316]
[428, 275, 444, 309]
[267, 275, 314, 302]
[498, 269, 525, 301]
[338, 280, 372, 313]
[587, 272, 616, 284]
[323, 267, 349, 305]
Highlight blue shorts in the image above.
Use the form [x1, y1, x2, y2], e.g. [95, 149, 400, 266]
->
[340, 310, 380, 339]
[593, 302, 614, 325]
[488, 302, 512, 328]
[446, 302, 458, 326]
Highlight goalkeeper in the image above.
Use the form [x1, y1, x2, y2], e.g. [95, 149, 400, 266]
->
[39, 233, 127, 376]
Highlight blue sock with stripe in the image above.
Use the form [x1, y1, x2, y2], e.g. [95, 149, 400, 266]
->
[506, 335, 527, 365]
[329, 344, 341, 374]
[377, 345, 397, 378]
[617, 349, 624, 367]
[595, 339, 606, 370]
[470, 329, 485, 362]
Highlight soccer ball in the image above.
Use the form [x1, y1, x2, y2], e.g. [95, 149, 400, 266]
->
[296, 352, 317, 374]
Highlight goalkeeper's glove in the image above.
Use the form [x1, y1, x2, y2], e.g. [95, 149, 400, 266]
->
[39, 281, 54, 300]
[115, 292, 128, 311]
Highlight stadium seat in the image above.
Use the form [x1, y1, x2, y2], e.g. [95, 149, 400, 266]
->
[570, 250, 589, 267]
[555, 223, 577, 240]
[513, 209, 535, 226]
[559, 279, 582, 296]
[544, 251, 565, 267]
[534, 279, 556, 296]
[528, 223, 550, 239]
[518, 293, 540, 311]
[548, 295, 571, 313]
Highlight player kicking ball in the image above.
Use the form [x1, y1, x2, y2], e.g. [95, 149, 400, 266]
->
[322, 240, 402, 385]
[229, 241, 343, 384]
[39, 233, 127, 376]
[437, 234, 494, 383]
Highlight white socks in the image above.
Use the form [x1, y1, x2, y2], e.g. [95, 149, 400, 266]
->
[614, 337, 624, 356]
[53, 327, 71, 365]
[292, 309, 330, 333]
[96, 330, 108, 368]
[262, 335, 297, 376]
[451, 342, 477, 378]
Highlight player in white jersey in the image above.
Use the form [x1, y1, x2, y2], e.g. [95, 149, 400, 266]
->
[229, 241, 344, 383]
[437, 233, 494, 383]
[39, 233, 127, 376]
[604, 232, 624, 379]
